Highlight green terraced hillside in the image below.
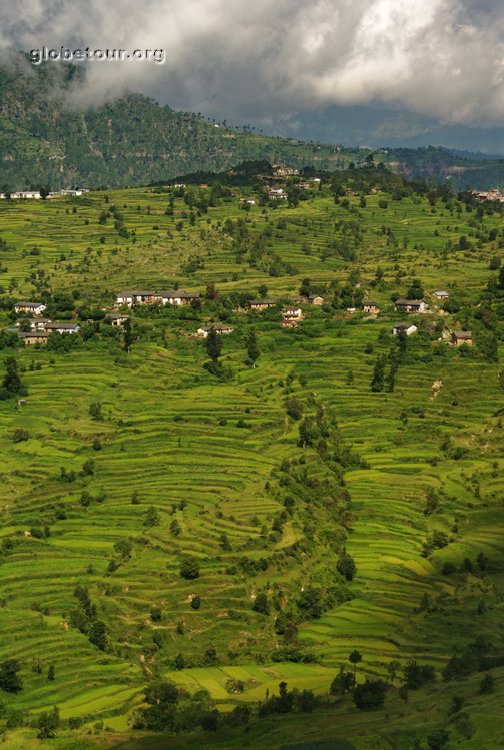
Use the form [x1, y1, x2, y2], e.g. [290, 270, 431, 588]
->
[0, 165, 503, 749]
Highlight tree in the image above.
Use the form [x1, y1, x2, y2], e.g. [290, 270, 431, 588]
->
[404, 660, 436, 690]
[284, 397, 304, 420]
[330, 667, 356, 695]
[299, 278, 312, 297]
[349, 650, 363, 669]
[47, 664, 55, 681]
[123, 317, 134, 351]
[407, 278, 424, 299]
[88, 620, 108, 651]
[258, 283, 269, 298]
[114, 539, 132, 558]
[427, 729, 450, 750]
[37, 706, 60, 739]
[338, 550, 356, 581]
[252, 592, 270, 615]
[173, 653, 185, 670]
[170, 519, 182, 536]
[0, 659, 22, 693]
[479, 673, 495, 694]
[143, 505, 160, 528]
[206, 328, 221, 362]
[0, 357, 27, 400]
[352, 679, 387, 710]
[179, 557, 200, 580]
[370, 355, 386, 392]
[246, 328, 260, 366]
[387, 660, 400, 684]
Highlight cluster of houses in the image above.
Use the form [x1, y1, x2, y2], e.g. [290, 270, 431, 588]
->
[8, 284, 473, 349]
[471, 189, 504, 203]
[116, 290, 199, 307]
[13, 301, 128, 345]
[0, 189, 89, 200]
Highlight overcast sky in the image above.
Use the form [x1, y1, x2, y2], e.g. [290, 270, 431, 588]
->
[1, 0, 504, 126]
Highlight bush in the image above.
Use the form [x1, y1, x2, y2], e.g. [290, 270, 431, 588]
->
[179, 557, 200, 580]
[352, 679, 387, 710]
[12, 429, 30, 443]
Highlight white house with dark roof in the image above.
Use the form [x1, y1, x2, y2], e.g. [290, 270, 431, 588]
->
[393, 322, 417, 336]
[395, 299, 427, 313]
[14, 301, 47, 316]
[44, 321, 80, 334]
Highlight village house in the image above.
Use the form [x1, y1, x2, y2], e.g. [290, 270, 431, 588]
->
[291, 295, 308, 305]
[15, 318, 51, 331]
[18, 190, 41, 199]
[240, 197, 257, 205]
[451, 330, 473, 347]
[362, 301, 379, 314]
[14, 301, 47, 316]
[282, 306, 303, 320]
[393, 323, 418, 336]
[44, 321, 80, 334]
[281, 318, 301, 328]
[106, 313, 129, 327]
[272, 164, 299, 177]
[267, 188, 287, 201]
[196, 324, 234, 338]
[395, 299, 427, 313]
[249, 299, 277, 311]
[308, 294, 325, 306]
[18, 331, 49, 345]
[116, 290, 199, 307]
[433, 291, 449, 301]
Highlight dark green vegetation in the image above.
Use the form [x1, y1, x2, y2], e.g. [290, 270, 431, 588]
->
[0, 162, 503, 749]
[3, 56, 504, 191]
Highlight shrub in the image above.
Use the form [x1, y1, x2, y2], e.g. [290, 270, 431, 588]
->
[179, 557, 200, 580]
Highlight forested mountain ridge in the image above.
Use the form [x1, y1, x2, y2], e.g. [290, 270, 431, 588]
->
[2, 56, 504, 190]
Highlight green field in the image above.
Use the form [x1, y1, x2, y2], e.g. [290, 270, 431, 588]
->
[0, 171, 503, 748]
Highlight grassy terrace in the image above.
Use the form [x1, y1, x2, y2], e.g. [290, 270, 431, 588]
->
[0, 179, 503, 748]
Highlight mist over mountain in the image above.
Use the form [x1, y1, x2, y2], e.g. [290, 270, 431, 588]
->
[268, 104, 504, 155]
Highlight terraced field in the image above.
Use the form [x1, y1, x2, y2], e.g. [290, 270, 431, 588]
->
[0, 174, 503, 748]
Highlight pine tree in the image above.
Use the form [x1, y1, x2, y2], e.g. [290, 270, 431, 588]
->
[206, 327, 221, 361]
[370, 355, 386, 392]
[246, 328, 260, 366]
[123, 318, 134, 352]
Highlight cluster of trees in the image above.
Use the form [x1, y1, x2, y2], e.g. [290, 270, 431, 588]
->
[69, 585, 109, 652]
[132, 680, 249, 733]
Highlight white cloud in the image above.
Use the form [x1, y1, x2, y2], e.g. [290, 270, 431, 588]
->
[1, 0, 504, 125]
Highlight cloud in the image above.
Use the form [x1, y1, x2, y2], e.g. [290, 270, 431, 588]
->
[1, 0, 504, 125]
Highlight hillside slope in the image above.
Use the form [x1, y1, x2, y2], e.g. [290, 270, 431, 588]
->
[2, 57, 504, 190]
[0, 168, 503, 747]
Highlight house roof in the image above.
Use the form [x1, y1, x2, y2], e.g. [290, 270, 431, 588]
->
[45, 321, 80, 330]
[250, 299, 276, 305]
[118, 289, 199, 298]
[18, 331, 48, 339]
[453, 330, 472, 339]
[202, 324, 233, 332]
[15, 301, 45, 308]
[393, 322, 415, 330]
[434, 290, 449, 296]
[363, 301, 378, 307]
[395, 299, 425, 305]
